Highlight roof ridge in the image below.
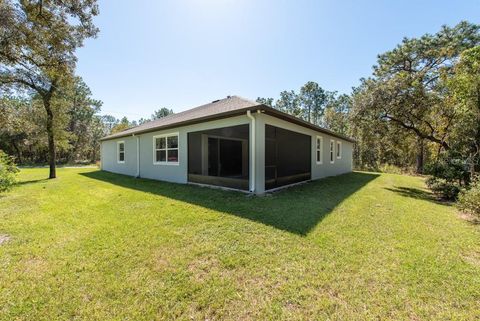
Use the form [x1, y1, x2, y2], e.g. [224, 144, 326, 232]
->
[230, 95, 260, 106]
[132, 96, 256, 131]
[110, 95, 258, 135]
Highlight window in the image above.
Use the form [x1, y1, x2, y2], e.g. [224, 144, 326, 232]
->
[336, 141, 342, 159]
[117, 141, 125, 164]
[153, 133, 179, 165]
[330, 140, 335, 164]
[316, 136, 323, 164]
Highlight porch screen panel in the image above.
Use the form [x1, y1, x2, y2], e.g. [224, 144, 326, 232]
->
[265, 125, 311, 190]
[187, 124, 249, 191]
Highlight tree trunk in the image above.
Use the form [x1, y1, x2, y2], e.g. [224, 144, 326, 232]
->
[11, 139, 22, 164]
[469, 152, 476, 179]
[67, 138, 79, 164]
[91, 149, 96, 164]
[416, 137, 424, 174]
[44, 99, 56, 179]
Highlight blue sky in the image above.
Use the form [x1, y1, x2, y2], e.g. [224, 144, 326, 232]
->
[76, 0, 480, 120]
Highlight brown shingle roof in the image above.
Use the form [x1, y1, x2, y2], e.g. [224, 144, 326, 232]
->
[101, 95, 355, 143]
[101, 96, 259, 140]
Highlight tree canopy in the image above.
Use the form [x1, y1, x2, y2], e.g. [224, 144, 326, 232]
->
[352, 21, 480, 172]
[152, 107, 174, 120]
[259, 22, 480, 179]
[0, 0, 99, 178]
[257, 82, 351, 133]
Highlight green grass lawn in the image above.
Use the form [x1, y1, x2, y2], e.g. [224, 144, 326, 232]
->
[0, 168, 479, 320]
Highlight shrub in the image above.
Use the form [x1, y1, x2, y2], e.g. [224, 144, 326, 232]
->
[378, 164, 403, 174]
[379, 164, 418, 175]
[424, 154, 472, 200]
[424, 158, 470, 186]
[458, 179, 480, 217]
[0, 150, 19, 193]
[425, 177, 460, 200]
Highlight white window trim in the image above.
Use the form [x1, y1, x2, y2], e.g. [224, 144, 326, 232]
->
[153, 132, 179, 165]
[330, 139, 335, 164]
[336, 141, 342, 159]
[316, 136, 323, 164]
[117, 141, 125, 164]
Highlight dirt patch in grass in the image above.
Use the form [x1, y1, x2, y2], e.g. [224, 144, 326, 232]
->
[462, 251, 480, 267]
[0, 234, 11, 245]
[150, 248, 179, 273]
[458, 211, 480, 225]
[188, 256, 222, 282]
[23, 257, 49, 275]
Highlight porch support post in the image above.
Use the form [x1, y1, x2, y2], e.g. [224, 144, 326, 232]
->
[247, 110, 256, 193]
[254, 111, 265, 195]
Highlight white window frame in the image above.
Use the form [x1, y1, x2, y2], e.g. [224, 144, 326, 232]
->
[117, 141, 125, 164]
[153, 133, 179, 165]
[330, 139, 335, 164]
[336, 141, 342, 159]
[316, 136, 323, 164]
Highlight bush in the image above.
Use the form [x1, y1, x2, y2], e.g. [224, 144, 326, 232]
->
[378, 164, 403, 174]
[379, 164, 418, 175]
[0, 150, 19, 193]
[425, 177, 460, 200]
[424, 158, 470, 185]
[458, 179, 480, 217]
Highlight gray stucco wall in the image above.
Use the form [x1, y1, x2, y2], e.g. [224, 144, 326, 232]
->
[100, 136, 137, 176]
[101, 115, 250, 184]
[100, 112, 353, 194]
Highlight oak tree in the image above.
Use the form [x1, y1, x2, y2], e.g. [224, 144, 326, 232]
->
[0, 0, 99, 178]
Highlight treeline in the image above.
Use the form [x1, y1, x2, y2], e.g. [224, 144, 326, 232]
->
[259, 22, 480, 183]
[0, 0, 174, 169]
[0, 1, 172, 176]
[0, 1, 100, 178]
[1, 77, 102, 164]
[0, 78, 173, 165]
[257, 83, 351, 136]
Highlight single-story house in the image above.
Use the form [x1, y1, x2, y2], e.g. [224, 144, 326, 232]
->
[100, 96, 354, 195]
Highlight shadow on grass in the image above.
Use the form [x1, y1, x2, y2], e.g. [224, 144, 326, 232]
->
[80, 171, 379, 236]
[384, 186, 451, 205]
[16, 178, 49, 186]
